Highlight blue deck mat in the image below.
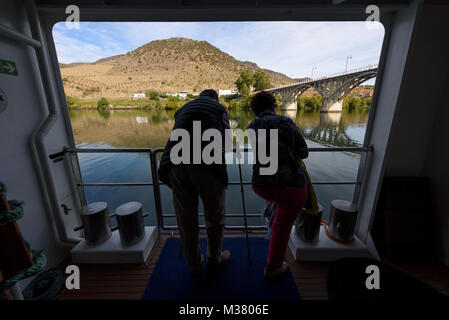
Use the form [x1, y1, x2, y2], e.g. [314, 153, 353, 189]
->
[142, 237, 300, 300]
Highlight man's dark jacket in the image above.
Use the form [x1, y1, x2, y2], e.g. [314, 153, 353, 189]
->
[247, 110, 309, 189]
[158, 96, 230, 188]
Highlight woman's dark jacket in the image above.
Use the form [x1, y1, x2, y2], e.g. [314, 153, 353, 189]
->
[247, 110, 308, 189]
[158, 96, 230, 188]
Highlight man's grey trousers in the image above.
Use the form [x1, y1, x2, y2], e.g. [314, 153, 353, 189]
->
[168, 165, 226, 271]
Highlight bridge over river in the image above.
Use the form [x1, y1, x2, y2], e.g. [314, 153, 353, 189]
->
[258, 65, 377, 112]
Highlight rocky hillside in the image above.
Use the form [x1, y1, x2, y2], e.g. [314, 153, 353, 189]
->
[60, 37, 295, 99]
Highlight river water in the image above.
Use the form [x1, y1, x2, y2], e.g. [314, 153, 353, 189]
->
[69, 107, 369, 227]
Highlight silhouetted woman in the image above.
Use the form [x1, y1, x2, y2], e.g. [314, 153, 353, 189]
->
[247, 91, 309, 278]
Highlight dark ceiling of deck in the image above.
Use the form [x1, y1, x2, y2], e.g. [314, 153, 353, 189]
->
[35, 0, 412, 8]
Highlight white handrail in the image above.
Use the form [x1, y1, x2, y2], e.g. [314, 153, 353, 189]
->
[0, 23, 41, 48]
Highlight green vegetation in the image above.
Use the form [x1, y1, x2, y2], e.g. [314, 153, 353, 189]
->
[297, 95, 372, 111]
[275, 95, 283, 109]
[235, 69, 255, 98]
[147, 90, 160, 101]
[297, 96, 323, 111]
[97, 97, 110, 111]
[166, 96, 180, 110]
[253, 69, 272, 91]
[343, 96, 372, 111]
[232, 69, 273, 109]
[228, 99, 239, 109]
[65, 95, 78, 108]
[234, 68, 272, 95]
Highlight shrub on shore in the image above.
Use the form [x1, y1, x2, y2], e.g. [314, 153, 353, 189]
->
[97, 97, 110, 111]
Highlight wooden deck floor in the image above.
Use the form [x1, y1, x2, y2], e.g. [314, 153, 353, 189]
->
[59, 234, 449, 300]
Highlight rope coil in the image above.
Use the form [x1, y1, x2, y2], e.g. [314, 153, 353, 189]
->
[0, 181, 47, 295]
[0, 242, 47, 294]
[0, 200, 24, 227]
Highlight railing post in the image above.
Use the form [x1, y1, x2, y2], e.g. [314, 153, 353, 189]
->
[237, 152, 252, 265]
[352, 146, 373, 204]
[149, 150, 163, 233]
[66, 147, 87, 209]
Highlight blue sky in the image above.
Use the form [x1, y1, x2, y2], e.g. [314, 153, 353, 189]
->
[53, 21, 384, 80]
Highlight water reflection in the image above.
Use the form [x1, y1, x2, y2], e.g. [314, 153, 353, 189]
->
[135, 116, 149, 124]
[69, 108, 368, 149]
[299, 111, 367, 148]
[280, 109, 298, 120]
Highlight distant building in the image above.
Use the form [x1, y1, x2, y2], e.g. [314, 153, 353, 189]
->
[179, 91, 188, 99]
[166, 92, 178, 97]
[191, 91, 200, 96]
[219, 89, 238, 97]
[132, 93, 145, 99]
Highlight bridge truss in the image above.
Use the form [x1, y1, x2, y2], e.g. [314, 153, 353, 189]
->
[261, 65, 378, 112]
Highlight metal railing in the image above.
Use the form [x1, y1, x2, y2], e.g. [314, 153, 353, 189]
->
[51, 145, 373, 233]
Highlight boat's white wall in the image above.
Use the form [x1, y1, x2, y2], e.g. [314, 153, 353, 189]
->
[0, 0, 80, 284]
[383, 5, 449, 265]
[355, 1, 420, 243]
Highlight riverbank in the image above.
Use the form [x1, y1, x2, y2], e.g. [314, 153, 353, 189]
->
[67, 95, 372, 112]
[70, 106, 148, 110]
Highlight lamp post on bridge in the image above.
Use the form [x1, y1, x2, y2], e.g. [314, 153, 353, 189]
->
[344, 56, 352, 74]
[311, 66, 317, 79]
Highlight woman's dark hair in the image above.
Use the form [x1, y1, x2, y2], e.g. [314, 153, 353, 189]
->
[250, 91, 276, 116]
[200, 89, 219, 101]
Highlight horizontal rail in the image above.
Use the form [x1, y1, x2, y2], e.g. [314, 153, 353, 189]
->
[78, 180, 360, 187]
[70, 148, 153, 153]
[68, 147, 370, 187]
[162, 225, 268, 231]
[79, 182, 153, 187]
[162, 213, 263, 218]
[303, 146, 373, 152]
[57, 145, 373, 233]
[53, 145, 373, 156]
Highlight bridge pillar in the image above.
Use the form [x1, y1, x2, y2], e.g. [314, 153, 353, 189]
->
[321, 99, 343, 113]
[281, 98, 297, 111]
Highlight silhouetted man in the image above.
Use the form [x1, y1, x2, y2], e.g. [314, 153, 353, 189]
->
[158, 89, 231, 276]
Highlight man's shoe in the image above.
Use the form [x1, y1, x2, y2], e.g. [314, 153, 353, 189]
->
[189, 254, 205, 278]
[191, 266, 204, 278]
[207, 250, 231, 271]
[264, 262, 289, 278]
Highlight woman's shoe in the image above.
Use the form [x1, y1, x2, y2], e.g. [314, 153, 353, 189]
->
[264, 262, 289, 278]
